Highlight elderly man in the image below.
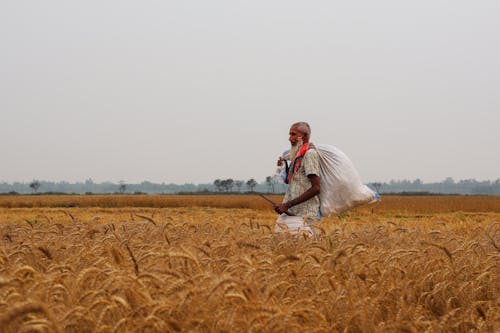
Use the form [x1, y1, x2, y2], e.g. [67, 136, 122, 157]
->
[274, 122, 321, 235]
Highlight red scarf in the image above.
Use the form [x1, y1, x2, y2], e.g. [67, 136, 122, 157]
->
[287, 142, 310, 184]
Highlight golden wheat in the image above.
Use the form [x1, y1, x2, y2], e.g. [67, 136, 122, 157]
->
[0, 197, 498, 332]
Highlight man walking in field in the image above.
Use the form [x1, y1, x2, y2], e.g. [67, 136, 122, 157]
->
[274, 122, 321, 235]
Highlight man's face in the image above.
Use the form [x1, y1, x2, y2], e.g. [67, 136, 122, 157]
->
[289, 126, 304, 146]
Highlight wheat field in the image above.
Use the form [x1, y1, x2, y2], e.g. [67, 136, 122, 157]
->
[0, 195, 498, 332]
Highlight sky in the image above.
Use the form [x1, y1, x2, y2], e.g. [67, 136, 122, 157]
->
[1, 1, 499, 185]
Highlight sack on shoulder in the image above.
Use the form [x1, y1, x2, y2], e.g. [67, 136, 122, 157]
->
[315, 144, 379, 216]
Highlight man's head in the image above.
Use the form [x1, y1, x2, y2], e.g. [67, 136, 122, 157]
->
[288, 122, 311, 159]
[289, 122, 311, 146]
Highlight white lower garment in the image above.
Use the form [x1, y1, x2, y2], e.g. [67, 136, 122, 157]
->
[274, 214, 314, 236]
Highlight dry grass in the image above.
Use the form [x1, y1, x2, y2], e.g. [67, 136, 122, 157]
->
[0, 196, 499, 332]
[0, 194, 277, 210]
[1, 194, 500, 213]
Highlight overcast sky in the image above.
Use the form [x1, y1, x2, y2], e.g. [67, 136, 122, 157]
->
[1, 1, 499, 184]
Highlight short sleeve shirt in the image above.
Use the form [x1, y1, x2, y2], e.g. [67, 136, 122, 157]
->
[284, 148, 321, 220]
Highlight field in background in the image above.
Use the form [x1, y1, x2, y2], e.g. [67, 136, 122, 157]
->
[1, 194, 500, 214]
[0, 196, 498, 332]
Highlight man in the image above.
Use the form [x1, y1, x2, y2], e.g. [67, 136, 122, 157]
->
[274, 122, 321, 235]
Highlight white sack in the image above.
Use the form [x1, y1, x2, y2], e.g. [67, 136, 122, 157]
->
[315, 144, 378, 216]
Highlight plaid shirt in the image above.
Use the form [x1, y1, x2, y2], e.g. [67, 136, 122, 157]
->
[284, 149, 321, 220]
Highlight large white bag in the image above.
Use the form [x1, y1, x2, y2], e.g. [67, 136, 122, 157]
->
[315, 144, 379, 216]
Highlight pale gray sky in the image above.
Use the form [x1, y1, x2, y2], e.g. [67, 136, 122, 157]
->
[1, 1, 499, 184]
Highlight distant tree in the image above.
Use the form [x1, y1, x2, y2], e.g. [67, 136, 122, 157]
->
[29, 180, 41, 193]
[265, 176, 272, 192]
[235, 180, 244, 192]
[221, 179, 234, 192]
[444, 177, 455, 184]
[246, 178, 257, 192]
[213, 179, 222, 192]
[118, 181, 126, 194]
[265, 176, 275, 193]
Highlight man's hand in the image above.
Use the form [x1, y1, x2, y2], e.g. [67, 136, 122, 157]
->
[277, 156, 286, 167]
[274, 202, 292, 215]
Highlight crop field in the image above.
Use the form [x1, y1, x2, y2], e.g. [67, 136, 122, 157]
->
[0, 195, 498, 332]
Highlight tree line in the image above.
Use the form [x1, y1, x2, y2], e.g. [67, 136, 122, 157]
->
[0, 177, 285, 195]
[0, 177, 499, 195]
[368, 178, 500, 195]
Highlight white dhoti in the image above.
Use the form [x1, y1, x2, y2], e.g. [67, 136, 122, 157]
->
[274, 214, 315, 236]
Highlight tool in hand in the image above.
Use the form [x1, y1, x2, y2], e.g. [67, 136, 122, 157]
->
[257, 193, 295, 216]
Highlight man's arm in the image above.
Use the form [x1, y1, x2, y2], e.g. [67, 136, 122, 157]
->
[274, 174, 320, 214]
